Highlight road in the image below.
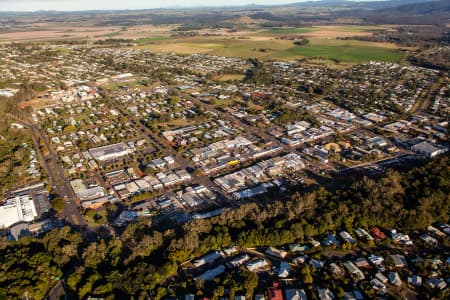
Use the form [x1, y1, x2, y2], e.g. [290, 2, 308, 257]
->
[9, 114, 85, 226]
[409, 77, 444, 114]
[45, 280, 65, 300]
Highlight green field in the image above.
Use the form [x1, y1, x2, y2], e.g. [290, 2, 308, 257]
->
[134, 36, 173, 44]
[277, 40, 403, 63]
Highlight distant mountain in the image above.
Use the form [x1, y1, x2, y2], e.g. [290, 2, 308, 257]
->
[377, 0, 450, 14]
[290, 0, 440, 9]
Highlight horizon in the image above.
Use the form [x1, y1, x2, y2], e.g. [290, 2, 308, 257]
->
[0, 0, 298, 12]
[0, 0, 392, 12]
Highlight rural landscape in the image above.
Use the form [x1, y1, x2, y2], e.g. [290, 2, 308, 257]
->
[0, 0, 449, 299]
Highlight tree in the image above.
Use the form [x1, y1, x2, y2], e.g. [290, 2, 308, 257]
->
[52, 197, 65, 212]
[212, 286, 224, 300]
[301, 265, 313, 284]
[242, 270, 258, 299]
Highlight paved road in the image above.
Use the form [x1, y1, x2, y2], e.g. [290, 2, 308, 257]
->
[45, 280, 65, 300]
[9, 114, 85, 226]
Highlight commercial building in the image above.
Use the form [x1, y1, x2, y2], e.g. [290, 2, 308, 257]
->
[411, 141, 448, 158]
[0, 183, 50, 228]
[0, 195, 38, 228]
[89, 142, 133, 162]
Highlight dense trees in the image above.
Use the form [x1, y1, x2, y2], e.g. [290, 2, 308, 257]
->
[0, 227, 82, 299]
[244, 59, 273, 86]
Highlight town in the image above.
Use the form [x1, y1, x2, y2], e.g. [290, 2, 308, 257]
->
[0, 24, 449, 300]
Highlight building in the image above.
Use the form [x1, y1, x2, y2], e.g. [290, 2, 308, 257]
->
[195, 265, 225, 281]
[390, 254, 408, 268]
[411, 141, 448, 158]
[0, 194, 38, 228]
[317, 288, 334, 300]
[268, 282, 283, 300]
[246, 258, 268, 272]
[339, 231, 356, 244]
[388, 272, 402, 286]
[193, 251, 222, 268]
[343, 261, 365, 281]
[266, 247, 288, 259]
[89, 142, 133, 161]
[278, 261, 290, 278]
[227, 254, 250, 268]
[284, 289, 307, 300]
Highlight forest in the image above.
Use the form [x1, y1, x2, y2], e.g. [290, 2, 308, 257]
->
[0, 155, 448, 299]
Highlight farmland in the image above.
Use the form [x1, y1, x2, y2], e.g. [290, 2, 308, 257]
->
[138, 32, 404, 63]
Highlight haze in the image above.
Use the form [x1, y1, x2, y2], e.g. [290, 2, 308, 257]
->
[0, 0, 299, 11]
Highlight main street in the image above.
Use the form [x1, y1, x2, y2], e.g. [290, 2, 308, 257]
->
[9, 114, 85, 226]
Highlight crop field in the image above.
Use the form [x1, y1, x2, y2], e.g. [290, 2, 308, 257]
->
[274, 39, 404, 63]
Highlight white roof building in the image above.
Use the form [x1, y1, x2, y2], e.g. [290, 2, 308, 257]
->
[0, 195, 38, 228]
[89, 142, 133, 162]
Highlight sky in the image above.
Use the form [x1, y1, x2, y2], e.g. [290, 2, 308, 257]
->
[0, 0, 302, 11]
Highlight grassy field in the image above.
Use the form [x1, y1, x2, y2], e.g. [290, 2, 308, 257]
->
[275, 39, 403, 63]
[102, 31, 123, 38]
[214, 74, 245, 81]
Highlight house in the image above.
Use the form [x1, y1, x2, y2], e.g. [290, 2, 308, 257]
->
[408, 275, 422, 287]
[354, 258, 370, 269]
[390, 229, 413, 245]
[284, 289, 307, 300]
[317, 288, 334, 300]
[278, 261, 290, 278]
[370, 278, 386, 291]
[388, 272, 402, 286]
[329, 263, 344, 278]
[265, 247, 288, 259]
[355, 227, 373, 241]
[223, 246, 238, 256]
[267, 282, 283, 300]
[374, 272, 388, 284]
[309, 259, 325, 270]
[343, 291, 364, 300]
[419, 234, 438, 247]
[370, 227, 386, 239]
[193, 251, 222, 268]
[425, 278, 447, 290]
[289, 244, 311, 253]
[195, 265, 225, 281]
[343, 261, 365, 281]
[368, 254, 384, 266]
[185, 294, 195, 300]
[246, 258, 269, 272]
[390, 254, 408, 268]
[227, 254, 250, 268]
[339, 231, 356, 244]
